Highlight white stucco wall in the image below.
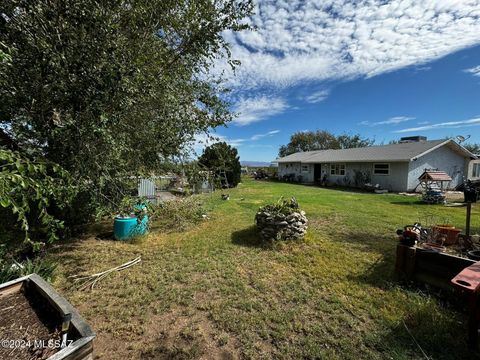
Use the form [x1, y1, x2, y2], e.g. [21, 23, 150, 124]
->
[279, 161, 409, 190]
[278, 144, 470, 192]
[319, 162, 409, 191]
[407, 145, 469, 191]
[278, 162, 314, 183]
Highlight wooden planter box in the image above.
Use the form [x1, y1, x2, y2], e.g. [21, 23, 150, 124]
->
[0, 273, 95, 360]
[395, 244, 476, 290]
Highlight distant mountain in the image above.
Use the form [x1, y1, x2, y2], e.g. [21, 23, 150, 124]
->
[241, 161, 272, 167]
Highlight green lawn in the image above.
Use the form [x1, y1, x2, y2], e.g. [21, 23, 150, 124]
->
[51, 179, 480, 359]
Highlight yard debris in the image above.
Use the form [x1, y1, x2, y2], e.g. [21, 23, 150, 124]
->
[70, 256, 141, 290]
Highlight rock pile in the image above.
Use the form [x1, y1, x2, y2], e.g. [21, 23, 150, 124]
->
[255, 210, 308, 241]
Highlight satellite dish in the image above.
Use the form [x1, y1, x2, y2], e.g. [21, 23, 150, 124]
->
[455, 135, 470, 143]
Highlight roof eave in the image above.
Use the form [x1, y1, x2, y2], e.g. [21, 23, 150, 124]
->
[410, 139, 477, 161]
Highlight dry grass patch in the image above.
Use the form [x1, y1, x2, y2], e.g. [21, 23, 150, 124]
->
[48, 179, 479, 359]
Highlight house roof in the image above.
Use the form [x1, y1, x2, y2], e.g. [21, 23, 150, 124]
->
[277, 139, 477, 164]
[418, 170, 452, 182]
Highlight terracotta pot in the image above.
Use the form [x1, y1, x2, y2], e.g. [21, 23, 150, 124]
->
[432, 225, 462, 245]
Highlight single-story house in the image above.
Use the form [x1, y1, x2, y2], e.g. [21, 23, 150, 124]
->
[276, 137, 478, 192]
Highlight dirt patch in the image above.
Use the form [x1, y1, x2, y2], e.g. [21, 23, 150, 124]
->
[308, 212, 344, 232]
[0, 290, 61, 360]
[444, 191, 464, 202]
[156, 191, 179, 203]
[91, 307, 240, 360]
[141, 308, 239, 360]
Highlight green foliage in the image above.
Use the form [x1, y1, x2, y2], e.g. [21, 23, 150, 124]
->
[0, 257, 58, 284]
[464, 142, 480, 155]
[353, 169, 372, 187]
[0, 0, 253, 231]
[0, 150, 76, 250]
[198, 142, 241, 187]
[258, 197, 300, 216]
[0, 42, 10, 63]
[184, 161, 211, 189]
[116, 196, 151, 221]
[278, 130, 374, 157]
[151, 197, 206, 231]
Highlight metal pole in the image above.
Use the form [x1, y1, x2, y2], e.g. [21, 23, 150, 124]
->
[466, 202, 472, 239]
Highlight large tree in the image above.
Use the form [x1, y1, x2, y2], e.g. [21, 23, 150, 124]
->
[0, 1, 252, 211]
[278, 131, 373, 157]
[198, 142, 241, 188]
[463, 142, 480, 155]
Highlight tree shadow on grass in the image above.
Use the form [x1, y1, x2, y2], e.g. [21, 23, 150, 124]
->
[332, 230, 395, 257]
[331, 230, 398, 289]
[372, 302, 477, 360]
[390, 201, 431, 206]
[342, 231, 478, 358]
[231, 225, 273, 250]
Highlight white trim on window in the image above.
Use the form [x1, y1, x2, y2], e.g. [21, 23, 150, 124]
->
[301, 165, 310, 173]
[330, 163, 346, 176]
[473, 163, 480, 178]
[373, 163, 390, 175]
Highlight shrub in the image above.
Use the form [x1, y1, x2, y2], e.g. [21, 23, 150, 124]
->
[198, 142, 241, 188]
[150, 197, 207, 232]
[257, 197, 299, 216]
[0, 150, 76, 251]
[0, 257, 57, 284]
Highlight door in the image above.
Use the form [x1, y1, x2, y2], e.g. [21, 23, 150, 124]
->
[314, 164, 322, 183]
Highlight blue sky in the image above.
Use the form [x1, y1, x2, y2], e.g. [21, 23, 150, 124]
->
[195, 1, 480, 162]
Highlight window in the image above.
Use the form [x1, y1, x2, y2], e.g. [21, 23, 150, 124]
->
[330, 164, 345, 175]
[301, 165, 310, 173]
[373, 163, 390, 175]
[473, 163, 480, 178]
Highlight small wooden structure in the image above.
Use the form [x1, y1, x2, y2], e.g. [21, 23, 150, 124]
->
[396, 244, 475, 290]
[418, 169, 452, 191]
[396, 244, 480, 348]
[0, 274, 95, 360]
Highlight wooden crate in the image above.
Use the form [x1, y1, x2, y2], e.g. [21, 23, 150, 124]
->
[395, 244, 476, 290]
[0, 273, 95, 360]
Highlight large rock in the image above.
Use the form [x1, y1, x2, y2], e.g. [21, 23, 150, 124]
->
[255, 210, 308, 241]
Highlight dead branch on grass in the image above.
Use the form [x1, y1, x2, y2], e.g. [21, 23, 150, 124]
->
[70, 257, 141, 290]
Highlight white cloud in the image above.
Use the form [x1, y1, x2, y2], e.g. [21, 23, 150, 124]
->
[250, 129, 280, 140]
[233, 96, 288, 125]
[192, 129, 280, 153]
[361, 116, 415, 126]
[464, 65, 480, 77]
[218, 1, 480, 90]
[394, 117, 480, 133]
[304, 89, 330, 103]
[192, 133, 246, 153]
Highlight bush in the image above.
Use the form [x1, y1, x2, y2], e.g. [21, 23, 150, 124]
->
[198, 142, 241, 188]
[0, 150, 76, 251]
[150, 197, 207, 232]
[257, 197, 300, 216]
[0, 257, 57, 284]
